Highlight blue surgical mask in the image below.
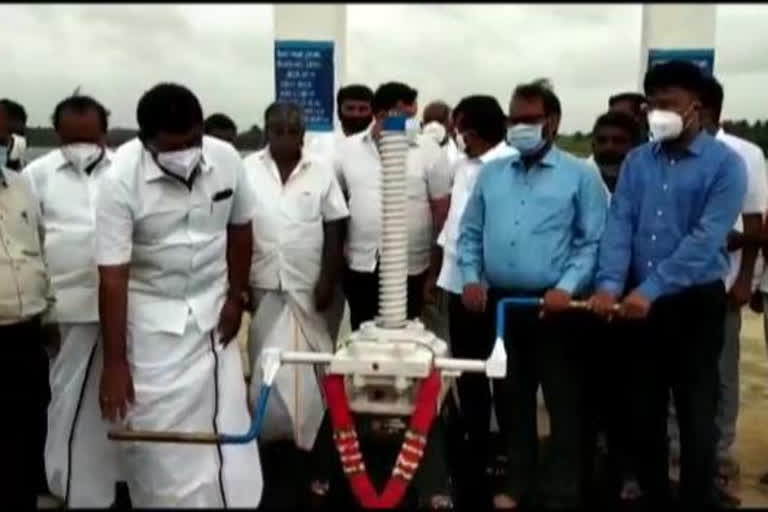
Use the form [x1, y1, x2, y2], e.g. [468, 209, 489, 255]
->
[506, 123, 545, 155]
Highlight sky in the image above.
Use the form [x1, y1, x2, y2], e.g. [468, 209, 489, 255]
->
[2, 3, 768, 134]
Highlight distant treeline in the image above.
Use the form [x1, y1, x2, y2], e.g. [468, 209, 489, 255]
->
[25, 125, 266, 150]
[25, 120, 768, 158]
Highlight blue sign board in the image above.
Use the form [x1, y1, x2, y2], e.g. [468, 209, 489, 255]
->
[274, 40, 335, 132]
[647, 48, 715, 75]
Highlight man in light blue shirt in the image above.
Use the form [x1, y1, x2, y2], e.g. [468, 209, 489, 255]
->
[457, 80, 608, 508]
[589, 61, 747, 507]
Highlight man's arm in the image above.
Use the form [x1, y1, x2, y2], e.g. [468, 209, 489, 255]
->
[636, 152, 748, 302]
[555, 166, 609, 295]
[316, 169, 350, 311]
[595, 157, 636, 296]
[457, 168, 487, 287]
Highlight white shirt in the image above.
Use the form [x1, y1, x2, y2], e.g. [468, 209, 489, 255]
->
[243, 149, 349, 292]
[334, 126, 451, 276]
[94, 136, 258, 336]
[436, 141, 518, 294]
[24, 147, 113, 323]
[713, 129, 768, 291]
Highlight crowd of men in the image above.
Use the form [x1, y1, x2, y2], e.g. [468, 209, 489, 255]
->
[2, 58, 768, 510]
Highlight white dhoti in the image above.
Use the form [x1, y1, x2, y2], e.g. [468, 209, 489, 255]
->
[45, 323, 122, 508]
[248, 289, 334, 451]
[120, 314, 262, 508]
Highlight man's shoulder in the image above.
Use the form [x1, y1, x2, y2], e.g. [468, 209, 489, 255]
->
[3, 168, 36, 201]
[23, 148, 65, 177]
[202, 135, 242, 167]
[718, 131, 765, 163]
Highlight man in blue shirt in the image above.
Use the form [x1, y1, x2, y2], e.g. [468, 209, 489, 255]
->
[458, 80, 608, 508]
[589, 61, 747, 507]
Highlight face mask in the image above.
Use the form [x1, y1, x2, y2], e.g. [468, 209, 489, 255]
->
[61, 143, 104, 173]
[422, 121, 447, 146]
[405, 117, 420, 144]
[647, 109, 684, 142]
[506, 123, 546, 155]
[456, 133, 467, 153]
[156, 146, 203, 181]
[9, 134, 26, 162]
[340, 115, 373, 136]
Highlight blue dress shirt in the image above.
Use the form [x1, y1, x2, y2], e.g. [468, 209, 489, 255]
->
[457, 146, 609, 294]
[596, 131, 747, 302]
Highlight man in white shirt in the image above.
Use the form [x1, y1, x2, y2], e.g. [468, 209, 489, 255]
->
[0, 99, 28, 171]
[691, 75, 767, 501]
[23, 95, 121, 507]
[242, 103, 348, 498]
[335, 81, 451, 331]
[94, 83, 262, 508]
[423, 100, 461, 175]
[435, 95, 516, 504]
[204, 113, 238, 145]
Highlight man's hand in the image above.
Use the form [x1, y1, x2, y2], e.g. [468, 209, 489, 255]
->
[749, 290, 764, 314]
[423, 273, 438, 306]
[727, 230, 744, 252]
[217, 295, 243, 345]
[100, 358, 134, 423]
[728, 278, 753, 311]
[42, 323, 62, 359]
[619, 290, 652, 319]
[588, 291, 618, 320]
[541, 288, 571, 315]
[314, 276, 334, 313]
[462, 283, 487, 313]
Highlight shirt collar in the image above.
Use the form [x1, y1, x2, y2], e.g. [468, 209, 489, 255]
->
[478, 141, 514, 164]
[509, 145, 560, 170]
[261, 147, 312, 182]
[651, 130, 709, 158]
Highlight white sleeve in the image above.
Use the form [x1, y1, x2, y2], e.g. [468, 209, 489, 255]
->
[741, 146, 768, 215]
[229, 156, 258, 225]
[95, 171, 135, 266]
[322, 170, 350, 222]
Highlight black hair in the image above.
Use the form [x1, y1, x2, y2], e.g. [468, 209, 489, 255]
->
[337, 84, 374, 108]
[699, 74, 724, 124]
[264, 101, 305, 130]
[608, 92, 647, 113]
[136, 83, 203, 139]
[512, 79, 561, 117]
[593, 110, 645, 146]
[204, 113, 237, 135]
[372, 82, 418, 115]
[52, 95, 109, 133]
[455, 95, 506, 146]
[0, 99, 27, 127]
[643, 60, 705, 99]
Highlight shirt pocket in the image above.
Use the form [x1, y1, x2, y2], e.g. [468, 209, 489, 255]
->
[529, 194, 573, 234]
[283, 190, 321, 223]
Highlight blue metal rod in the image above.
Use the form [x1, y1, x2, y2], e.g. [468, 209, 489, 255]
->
[495, 297, 543, 341]
[219, 385, 272, 444]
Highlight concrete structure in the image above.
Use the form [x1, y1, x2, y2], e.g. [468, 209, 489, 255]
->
[638, 4, 717, 87]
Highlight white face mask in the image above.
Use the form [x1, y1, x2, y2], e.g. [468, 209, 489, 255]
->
[456, 133, 467, 153]
[405, 117, 420, 144]
[422, 121, 447, 146]
[9, 134, 26, 162]
[156, 146, 203, 181]
[61, 143, 103, 173]
[647, 109, 684, 142]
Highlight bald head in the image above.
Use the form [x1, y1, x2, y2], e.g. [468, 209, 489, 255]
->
[264, 101, 304, 162]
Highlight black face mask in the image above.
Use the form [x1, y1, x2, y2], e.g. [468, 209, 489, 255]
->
[340, 115, 373, 136]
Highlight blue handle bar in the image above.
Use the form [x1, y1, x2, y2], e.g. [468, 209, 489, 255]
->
[494, 297, 543, 342]
[219, 384, 272, 444]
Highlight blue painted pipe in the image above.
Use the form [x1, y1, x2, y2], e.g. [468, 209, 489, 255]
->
[219, 385, 272, 444]
[494, 297, 543, 343]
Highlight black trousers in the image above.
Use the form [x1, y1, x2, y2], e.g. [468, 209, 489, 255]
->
[486, 288, 586, 507]
[343, 266, 427, 331]
[581, 315, 639, 502]
[446, 292, 495, 506]
[0, 316, 47, 509]
[630, 280, 725, 507]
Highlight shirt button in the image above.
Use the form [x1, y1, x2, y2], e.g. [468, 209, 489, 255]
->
[514, 221, 519, 226]
[663, 184, 668, 191]
[510, 241, 516, 247]
[521, 200, 525, 205]
[657, 210, 663, 217]
[648, 261, 654, 268]
[651, 234, 657, 241]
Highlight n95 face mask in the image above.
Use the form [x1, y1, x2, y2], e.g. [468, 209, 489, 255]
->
[61, 143, 103, 173]
[156, 146, 202, 181]
[647, 109, 683, 142]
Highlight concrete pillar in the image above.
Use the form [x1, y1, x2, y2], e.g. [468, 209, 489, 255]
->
[638, 4, 717, 88]
[273, 4, 347, 158]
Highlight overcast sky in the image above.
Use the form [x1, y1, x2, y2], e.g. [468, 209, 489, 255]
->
[2, 3, 767, 133]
